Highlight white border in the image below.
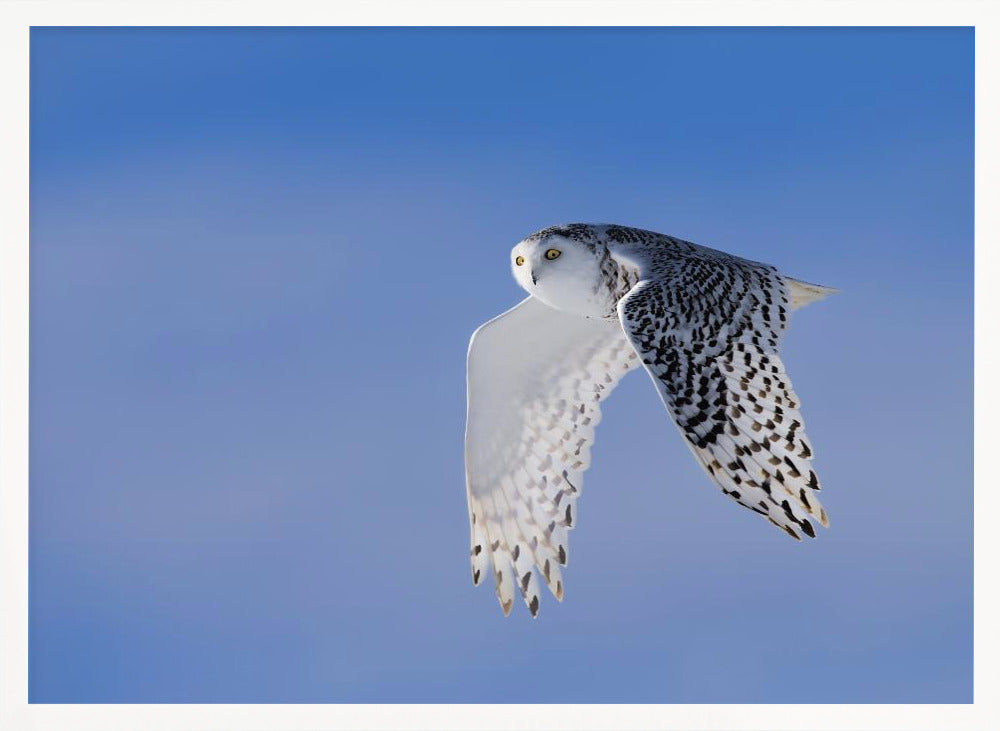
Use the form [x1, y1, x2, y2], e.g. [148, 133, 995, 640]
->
[2, 2, 995, 730]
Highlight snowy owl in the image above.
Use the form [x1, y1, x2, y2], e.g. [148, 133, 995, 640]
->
[464, 223, 836, 617]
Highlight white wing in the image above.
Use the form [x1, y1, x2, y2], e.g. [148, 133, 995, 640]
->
[465, 296, 639, 616]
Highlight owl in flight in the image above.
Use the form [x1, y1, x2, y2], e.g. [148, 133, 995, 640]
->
[464, 223, 836, 617]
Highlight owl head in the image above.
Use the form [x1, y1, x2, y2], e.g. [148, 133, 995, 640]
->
[510, 227, 612, 318]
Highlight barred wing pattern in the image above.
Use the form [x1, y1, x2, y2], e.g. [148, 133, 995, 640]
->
[465, 297, 639, 616]
[615, 251, 827, 540]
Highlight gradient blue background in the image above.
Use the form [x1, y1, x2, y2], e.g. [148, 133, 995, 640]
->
[29, 27, 973, 703]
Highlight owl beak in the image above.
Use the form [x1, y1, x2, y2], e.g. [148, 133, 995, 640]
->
[530, 270, 538, 285]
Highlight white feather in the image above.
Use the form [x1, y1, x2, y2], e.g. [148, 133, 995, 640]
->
[465, 296, 638, 616]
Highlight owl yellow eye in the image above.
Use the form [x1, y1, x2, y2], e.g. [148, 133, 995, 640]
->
[545, 248, 561, 260]
[515, 255, 525, 266]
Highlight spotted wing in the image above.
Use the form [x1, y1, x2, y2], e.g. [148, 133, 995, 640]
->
[616, 257, 828, 540]
[465, 296, 639, 616]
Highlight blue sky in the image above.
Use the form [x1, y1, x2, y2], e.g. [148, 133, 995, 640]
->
[29, 27, 972, 703]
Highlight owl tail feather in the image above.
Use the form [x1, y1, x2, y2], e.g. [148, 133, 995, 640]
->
[785, 277, 839, 311]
